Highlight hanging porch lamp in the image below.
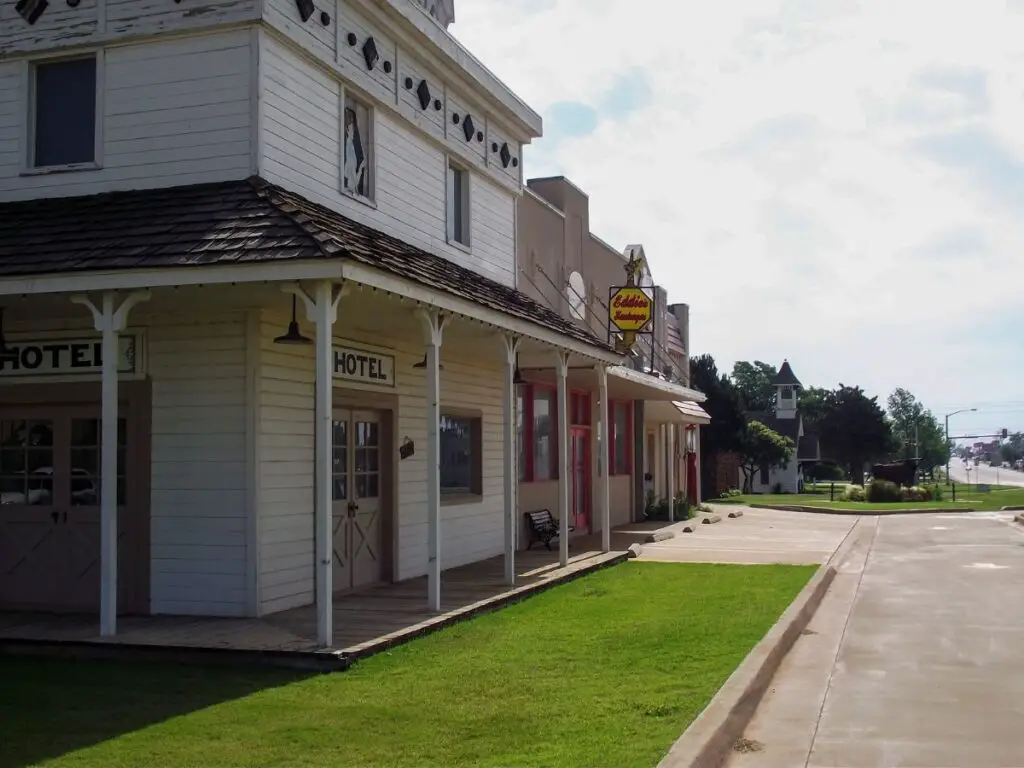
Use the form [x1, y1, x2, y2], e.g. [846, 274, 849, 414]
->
[512, 352, 526, 385]
[413, 353, 443, 371]
[273, 295, 313, 345]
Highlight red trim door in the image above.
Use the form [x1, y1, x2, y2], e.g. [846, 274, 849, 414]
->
[570, 427, 590, 532]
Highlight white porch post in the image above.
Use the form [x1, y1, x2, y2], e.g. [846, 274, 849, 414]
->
[417, 309, 445, 611]
[554, 350, 570, 566]
[695, 426, 703, 503]
[286, 281, 343, 647]
[71, 290, 150, 637]
[657, 424, 666, 499]
[667, 423, 676, 519]
[501, 334, 520, 585]
[596, 364, 611, 552]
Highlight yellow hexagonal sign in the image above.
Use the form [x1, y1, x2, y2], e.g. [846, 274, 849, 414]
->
[609, 286, 653, 333]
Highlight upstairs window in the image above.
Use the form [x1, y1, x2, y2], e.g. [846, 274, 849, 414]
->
[31, 56, 98, 169]
[780, 386, 793, 400]
[342, 93, 373, 201]
[447, 160, 470, 247]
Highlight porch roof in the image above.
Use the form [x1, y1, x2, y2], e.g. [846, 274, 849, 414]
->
[0, 177, 618, 358]
[521, 364, 706, 404]
[644, 399, 712, 425]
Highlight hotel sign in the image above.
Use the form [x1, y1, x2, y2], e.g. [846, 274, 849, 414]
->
[0, 336, 139, 379]
[333, 344, 395, 387]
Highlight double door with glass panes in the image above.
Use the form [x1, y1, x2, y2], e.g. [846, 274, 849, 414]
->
[0, 406, 138, 612]
[331, 409, 383, 593]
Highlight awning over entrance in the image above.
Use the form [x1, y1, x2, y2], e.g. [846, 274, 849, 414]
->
[521, 364, 706, 405]
[645, 399, 711, 425]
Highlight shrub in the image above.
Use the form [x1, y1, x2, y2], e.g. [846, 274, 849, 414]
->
[807, 462, 845, 481]
[719, 488, 743, 499]
[930, 483, 944, 502]
[899, 485, 932, 502]
[772, 482, 783, 494]
[672, 494, 692, 521]
[843, 484, 866, 501]
[866, 479, 901, 502]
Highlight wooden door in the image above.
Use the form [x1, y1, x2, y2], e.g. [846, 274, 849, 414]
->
[0, 407, 132, 613]
[331, 409, 383, 593]
[350, 411, 382, 590]
[331, 412, 353, 593]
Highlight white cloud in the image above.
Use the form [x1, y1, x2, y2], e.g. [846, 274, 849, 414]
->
[452, 0, 1024, 428]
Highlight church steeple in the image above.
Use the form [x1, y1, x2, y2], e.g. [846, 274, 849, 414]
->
[774, 359, 801, 419]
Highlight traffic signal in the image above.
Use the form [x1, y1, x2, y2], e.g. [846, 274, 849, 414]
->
[1002, 428, 1008, 439]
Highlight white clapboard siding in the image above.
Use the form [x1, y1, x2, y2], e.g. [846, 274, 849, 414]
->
[148, 316, 249, 617]
[255, 312, 507, 615]
[258, 33, 517, 287]
[0, 0, 257, 56]
[256, 316, 315, 615]
[0, 30, 252, 202]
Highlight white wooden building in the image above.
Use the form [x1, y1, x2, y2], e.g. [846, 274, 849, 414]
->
[0, 0, 629, 647]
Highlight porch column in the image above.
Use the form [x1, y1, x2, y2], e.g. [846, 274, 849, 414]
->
[596, 364, 611, 552]
[71, 290, 150, 637]
[417, 309, 445, 611]
[695, 426, 703, 503]
[501, 334, 520, 585]
[554, 350, 571, 566]
[286, 281, 343, 647]
[667, 423, 676, 518]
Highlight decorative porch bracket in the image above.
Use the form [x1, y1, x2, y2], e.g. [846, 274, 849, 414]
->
[70, 290, 151, 638]
[595, 364, 611, 553]
[415, 308, 445, 612]
[282, 281, 346, 647]
[501, 334, 520, 586]
[553, 349, 571, 567]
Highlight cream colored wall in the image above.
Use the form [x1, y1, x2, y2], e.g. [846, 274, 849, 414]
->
[255, 309, 509, 615]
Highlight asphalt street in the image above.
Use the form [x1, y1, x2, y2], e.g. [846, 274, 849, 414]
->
[948, 460, 1024, 487]
[727, 510, 1024, 768]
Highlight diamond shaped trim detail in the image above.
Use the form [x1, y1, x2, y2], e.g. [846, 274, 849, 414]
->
[499, 142, 512, 168]
[295, 0, 314, 22]
[416, 80, 431, 111]
[362, 37, 380, 70]
[462, 114, 475, 142]
[16, 0, 48, 24]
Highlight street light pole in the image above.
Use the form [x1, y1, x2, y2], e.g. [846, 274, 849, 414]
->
[944, 408, 978, 484]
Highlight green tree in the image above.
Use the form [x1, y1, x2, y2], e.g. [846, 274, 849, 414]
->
[731, 360, 778, 412]
[1001, 432, 1024, 464]
[690, 354, 747, 499]
[886, 387, 949, 471]
[737, 420, 795, 493]
[818, 385, 895, 485]
[798, 386, 829, 434]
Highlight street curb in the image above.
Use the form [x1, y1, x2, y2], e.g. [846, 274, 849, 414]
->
[657, 519, 862, 768]
[749, 503, 976, 516]
[1003, 506, 1024, 512]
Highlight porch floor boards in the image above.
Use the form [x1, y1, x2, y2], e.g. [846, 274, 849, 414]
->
[0, 541, 624, 659]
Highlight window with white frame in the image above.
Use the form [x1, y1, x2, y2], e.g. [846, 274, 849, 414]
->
[31, 56, 98, 169]
[342, 93, 373, 200]
[447, 159, 470, 246]
[439, 414, 482, 495]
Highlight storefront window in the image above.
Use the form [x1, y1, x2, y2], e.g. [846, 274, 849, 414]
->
[440, 414, 481, 495]
[533, 389, 555, 481]
[610, 401, 631, 475]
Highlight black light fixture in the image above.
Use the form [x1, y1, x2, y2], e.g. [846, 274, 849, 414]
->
[512, 352, 526, 385]
[273, 295, 313, 345]
[413, 353, 443, 371]
[0, 307, 11, 355]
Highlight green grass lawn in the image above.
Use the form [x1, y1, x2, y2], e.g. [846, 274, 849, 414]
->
[0, 562, 815, 768]
[716, 486, 1024, 512]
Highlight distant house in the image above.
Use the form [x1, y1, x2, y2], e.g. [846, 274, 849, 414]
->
[741, 361, 820, 493]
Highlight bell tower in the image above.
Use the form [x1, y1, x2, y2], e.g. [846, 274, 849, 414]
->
[774, 360, 801, 419]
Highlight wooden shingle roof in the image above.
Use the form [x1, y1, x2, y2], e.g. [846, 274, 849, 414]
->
[0, 177, 616, 354]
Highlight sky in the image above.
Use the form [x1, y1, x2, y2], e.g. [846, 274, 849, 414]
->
[451, 0, 1024, 439]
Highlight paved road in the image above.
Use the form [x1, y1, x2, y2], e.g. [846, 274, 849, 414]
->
[638, 507, 856, 566]
[727, 511, 1024, 768]
[949, 460, 1024, 487]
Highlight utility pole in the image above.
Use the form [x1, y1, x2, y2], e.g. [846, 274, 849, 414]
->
[944, 408, 978, 484]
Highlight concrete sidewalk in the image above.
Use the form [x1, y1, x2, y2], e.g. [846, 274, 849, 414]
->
[639, 506, 856, 566]
[727, 511, 1024, 767]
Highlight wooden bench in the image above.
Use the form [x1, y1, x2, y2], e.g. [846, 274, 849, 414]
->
[524, 509, 574, 551]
